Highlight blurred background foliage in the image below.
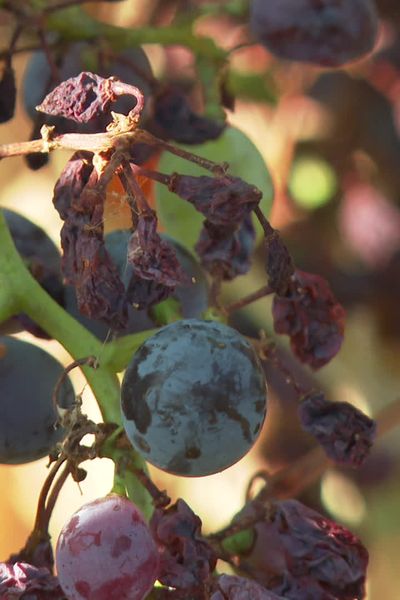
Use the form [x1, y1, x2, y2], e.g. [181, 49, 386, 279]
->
[1, 1, 400, 598]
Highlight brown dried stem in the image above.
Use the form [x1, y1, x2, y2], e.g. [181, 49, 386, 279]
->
[52, 356, 98, 414]
[224, 284, 274, 314]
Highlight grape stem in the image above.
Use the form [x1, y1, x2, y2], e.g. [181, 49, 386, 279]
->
[0, 208, 154, 517]
[52, 356, 98, 414]
[224, 284, 274, 314]
[33, 457, 67, 535]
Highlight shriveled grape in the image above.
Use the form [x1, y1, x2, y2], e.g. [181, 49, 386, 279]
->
[250, 0, 378, 67]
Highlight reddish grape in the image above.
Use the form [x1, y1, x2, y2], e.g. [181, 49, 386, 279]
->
[56, 495, 159, 600]
[236, 499, 368, 599]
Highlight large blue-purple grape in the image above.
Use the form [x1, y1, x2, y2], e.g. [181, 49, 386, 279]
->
[56, 495, 159, 600]
[121, 319, 267, 476]
[0, 336, 75, 464]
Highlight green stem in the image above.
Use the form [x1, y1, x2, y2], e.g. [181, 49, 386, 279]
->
[0, 209, 120, 423]
[46, 7, 227, 62]
[0, 208, 156, 515]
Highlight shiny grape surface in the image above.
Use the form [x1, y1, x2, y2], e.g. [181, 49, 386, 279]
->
[56, 495, 159, 600]
[121, 319, 267, 476]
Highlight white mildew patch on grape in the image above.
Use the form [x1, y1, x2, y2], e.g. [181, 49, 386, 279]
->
[121, 319, 267, 476]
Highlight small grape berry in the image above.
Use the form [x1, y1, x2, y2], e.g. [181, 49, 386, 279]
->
[56, 495, 159, 600]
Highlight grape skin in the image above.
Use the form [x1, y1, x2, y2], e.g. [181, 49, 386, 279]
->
[56, 495, 159, 600]
[121, 319, 267, 476]
[0, 336, 74, 464]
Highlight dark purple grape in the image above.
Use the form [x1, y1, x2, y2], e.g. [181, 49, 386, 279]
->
[195, 215, 256, 281]
[3, 208, 60, 275]
[0, 209, 63, 339]
[149, 86, 225, 145]
[56, 495, 159, 600]
[0, 336, 74, 464]
[0, 63, 16, 123]
[121, 319, 267, 476]
[250, 0, 378, 67]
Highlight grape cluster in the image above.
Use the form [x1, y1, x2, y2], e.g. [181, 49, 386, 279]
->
[0, 0, 383, 598]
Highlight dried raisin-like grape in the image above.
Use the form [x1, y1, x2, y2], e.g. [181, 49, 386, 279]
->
[150, 499, 216, 590]
[272, 269, 345, 368]
[236, 499, 368, 600]
[298, 392, 376, 467]
[195, 215, 255, 280]
[169, 174, 262, 227]
[37, 72, 116, 124]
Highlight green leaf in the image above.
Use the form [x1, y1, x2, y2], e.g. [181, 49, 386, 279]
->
[155, 127, 274, 252]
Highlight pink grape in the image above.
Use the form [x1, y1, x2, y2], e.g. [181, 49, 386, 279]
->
[56, 495, 159, 600]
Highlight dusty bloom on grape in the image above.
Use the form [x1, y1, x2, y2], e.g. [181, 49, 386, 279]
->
[272, 269, 345, 368]
[150, 499, 217, 590]
[298, 392, 376, 467]
[236, 499, 368, 600]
